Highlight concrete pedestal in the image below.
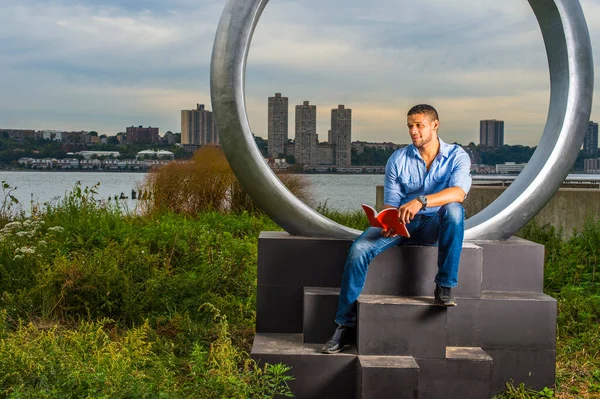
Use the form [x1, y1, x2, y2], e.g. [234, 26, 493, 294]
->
[251, 232, 557, 398]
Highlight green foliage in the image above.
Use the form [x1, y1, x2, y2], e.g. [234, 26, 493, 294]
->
[316, 201, 370, 231]
[494, 382, 555, 399]
[511, 220, 600, 398]
[478, 144, 536, 166]
[351, 146, 395, 166]
[0, 182, 291, 398]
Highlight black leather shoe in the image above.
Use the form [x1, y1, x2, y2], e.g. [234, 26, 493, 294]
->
[320, 325, 354, 354]
[434, 284, 456, 307]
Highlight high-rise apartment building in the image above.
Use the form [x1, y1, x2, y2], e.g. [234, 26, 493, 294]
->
[181, 104, 220, 146]
[584, 121, 598, 155]
[295, 101, 317, 166]
[267, 93, 288, 158]
[479, 120, 504, 148]
[125, 126, 159, 144]
[331, 105, 352, 167]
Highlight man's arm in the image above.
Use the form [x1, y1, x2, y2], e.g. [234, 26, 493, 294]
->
[397, 187, 466, 224]
[398, 149, 471, 225]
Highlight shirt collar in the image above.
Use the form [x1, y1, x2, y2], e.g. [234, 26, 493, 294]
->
[409, 137, 451, 159]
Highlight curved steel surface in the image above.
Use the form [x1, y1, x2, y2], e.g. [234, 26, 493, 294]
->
[210, 0, 593, 240]
[464, 0, 594, 239]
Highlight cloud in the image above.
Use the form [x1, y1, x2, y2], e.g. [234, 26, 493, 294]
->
[0, 0, 598, 147]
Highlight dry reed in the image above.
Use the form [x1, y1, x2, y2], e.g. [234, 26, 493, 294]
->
[141, 146, 313, 216]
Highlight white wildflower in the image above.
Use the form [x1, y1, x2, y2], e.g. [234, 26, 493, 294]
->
[2, 221, 22, 231]
[16, 231, 28, 237]
[48, 226, 64, 233]
[16, 246, 36, 255]
[38, 240, 47, 246]
[12, 254, 24, 260]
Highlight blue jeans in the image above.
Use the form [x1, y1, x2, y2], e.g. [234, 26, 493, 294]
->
[335, 202, 465, 327]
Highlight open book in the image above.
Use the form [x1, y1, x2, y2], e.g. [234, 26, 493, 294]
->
[361, 204, 410, 238]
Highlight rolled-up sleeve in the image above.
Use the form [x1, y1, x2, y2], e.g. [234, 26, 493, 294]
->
[384, 155, 403, 207]
[449, 150, 472, 196]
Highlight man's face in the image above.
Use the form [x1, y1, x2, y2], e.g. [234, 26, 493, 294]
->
[407, 113, 439, 148]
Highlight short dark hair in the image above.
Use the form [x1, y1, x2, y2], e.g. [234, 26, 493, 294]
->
[407, 104, 439, 122]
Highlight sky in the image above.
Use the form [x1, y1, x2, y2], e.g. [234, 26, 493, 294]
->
[1, 0, 600, 146]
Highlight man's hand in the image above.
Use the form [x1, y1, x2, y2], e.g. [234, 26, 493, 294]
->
[381, 228, 397, 238]
[398, 199, 422, 225]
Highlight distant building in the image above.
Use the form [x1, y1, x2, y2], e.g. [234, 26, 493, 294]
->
[62, 131, 86, 143]
[584, 158, 600, 173]
[352, 141, 404, 154]
[294, 101, 317, 165]
[480, 120, 504, 148]
[584, 121, 599, 155]
[267, 93, 288, 158]
[163, 131, 179, 145]
[76, 151, 120, 159]
[136, 149, 175, 160]
[0, 129, 39, 142]
[496, 162, 525, 174]
[126, 126, 159, 144]
[331, 105, 352, 167]
[316, 143, 335, 165]
[42, 130, 63, 141]
[181, 104, 220, 146]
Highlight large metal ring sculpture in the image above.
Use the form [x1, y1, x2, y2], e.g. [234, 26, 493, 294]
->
[210, 0, 593, 240]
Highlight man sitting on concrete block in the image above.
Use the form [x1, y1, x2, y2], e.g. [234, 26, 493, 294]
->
[321, 104, 472, 354]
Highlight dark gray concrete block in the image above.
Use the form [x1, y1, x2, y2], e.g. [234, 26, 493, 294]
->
[251, 333, 357, 399]
[470, 236, 544, 292]
[357, 295, 447, 357]
[486, 348, 556, 393]
[358, 356, 418, 399]
[259, 232, 482, 298]
[446, 297, 482, 347]
[362, 243, 483, 298]
[480, 291, 557, 350]
[303, 287, 339, 344]
[258, 232, 351, 287]
[257, 285, 303, 333]
[416, 347, 493, 399]
[447, 292, 557, 350]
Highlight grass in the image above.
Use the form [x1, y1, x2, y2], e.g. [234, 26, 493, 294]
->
[0, 162, 597, 397]
[0, 180, 295, 398]
[509, 221, 600, 399]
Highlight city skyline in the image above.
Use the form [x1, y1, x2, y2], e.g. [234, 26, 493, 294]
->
[2, 0, 600, 146]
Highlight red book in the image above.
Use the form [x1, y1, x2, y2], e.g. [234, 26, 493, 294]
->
[361, 204, 410, 238]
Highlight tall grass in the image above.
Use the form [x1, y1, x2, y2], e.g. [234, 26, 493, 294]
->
[142, 145, 313, 216]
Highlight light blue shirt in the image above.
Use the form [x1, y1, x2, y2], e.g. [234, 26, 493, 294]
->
[383, 138, 472, 216]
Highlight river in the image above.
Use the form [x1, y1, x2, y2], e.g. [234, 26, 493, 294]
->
[0, 171, 383, 213]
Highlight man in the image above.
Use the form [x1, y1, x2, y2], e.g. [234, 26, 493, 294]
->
[321, 104, 472, 354]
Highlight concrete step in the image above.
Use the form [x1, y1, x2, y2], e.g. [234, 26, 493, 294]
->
[469, 236, 544, 292]
[357, 356, 418, 399]
[416, 347, 493, 399]
[447, 291, 557, 350]
[257, 232, 482, 334]
[257, 232, 351, 334]
[251, 333, 357, 399]
[486, 348, 556, 394]
[357, 295, 447, 357]
[303, 287, 339, 344]
[363, 242, 483, 298]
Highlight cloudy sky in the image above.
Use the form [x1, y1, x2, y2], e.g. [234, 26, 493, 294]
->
[1, 0, 599, 146]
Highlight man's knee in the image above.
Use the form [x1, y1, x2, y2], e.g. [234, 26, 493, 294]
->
[348, 238, 371, 259]
[439, 202, 464, 225]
